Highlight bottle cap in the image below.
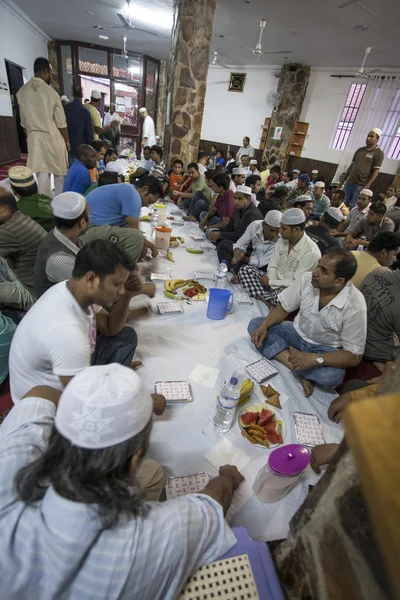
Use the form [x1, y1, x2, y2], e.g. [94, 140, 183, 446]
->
[268, 444, 310, 476]
[230, 377, 238, 385]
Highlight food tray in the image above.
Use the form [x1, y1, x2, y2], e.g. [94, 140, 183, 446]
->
[165, 472, 211, 500]
[155, 380, 193, 403]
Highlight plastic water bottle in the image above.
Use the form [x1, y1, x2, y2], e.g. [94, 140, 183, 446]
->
[216, 260, 228, 288]
[213, 372, 243, 432]
[151, 208, 159, 228]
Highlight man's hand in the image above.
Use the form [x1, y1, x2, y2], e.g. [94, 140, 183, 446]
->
[209, 231, 220, 243]
[259, 275, 269, 287]
[289, 348, 318, 371]
[328, 392, 351, 423]
[219, 465, 244, 491]
[147, 242, 158, 258]
[232, 249, 245, 265]
[345, 235, 356, 249]
[199, 217, 208, 230]
[151, 393, 167, 415]
[310, 443, 339, 474]
[251, 322, 268, 348]
[65, 140, 71, 152]
[123, 271, 143, 298]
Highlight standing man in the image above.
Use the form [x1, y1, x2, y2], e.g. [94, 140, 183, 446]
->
[236, 137, 255, 163]
[17, 57, 69, 197]
[64, 85, 94, 166]
[339, 128, 385, 208]
[139, 107, 156, 148]
[86, 91, 116, 142]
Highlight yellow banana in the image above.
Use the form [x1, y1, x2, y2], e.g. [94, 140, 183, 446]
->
[167, 251, 175, 262]
[164, 291, 176, 299]
[171, 278, 185, 291]
[239, 379, 254, 403]
[164, 280, 174, 293]
[186, 248, 204, 254]
[177, 236, 185, 243]
[237, 395, 251, 407]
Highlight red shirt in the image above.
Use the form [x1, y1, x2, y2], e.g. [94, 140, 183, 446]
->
[267, 175, 282, 187]
[215, 189, 235, 219]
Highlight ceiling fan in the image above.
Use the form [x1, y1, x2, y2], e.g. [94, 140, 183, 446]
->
[220, 19, 292, 57]
[337, 0, 383, 21]
[330, 47, 381, 78]
[210, 51, 230, 69]
[108, 0, 160, 36]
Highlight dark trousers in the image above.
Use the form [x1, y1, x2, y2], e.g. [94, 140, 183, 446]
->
[91, 326, 138, 366]
[184, 191, 211, 219]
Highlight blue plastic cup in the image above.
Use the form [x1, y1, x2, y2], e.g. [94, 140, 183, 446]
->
[207, 288, 233, 320]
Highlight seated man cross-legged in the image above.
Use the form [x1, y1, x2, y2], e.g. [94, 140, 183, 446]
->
[199, 173, 235, 231]
[239, 208, 321, 305]
[248, 248, 367, 396]
[10, 239, 141, 403]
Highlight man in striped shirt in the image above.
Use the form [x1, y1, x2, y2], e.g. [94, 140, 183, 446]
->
[149, 145, 168, 192]
[0, 190, 46, 296]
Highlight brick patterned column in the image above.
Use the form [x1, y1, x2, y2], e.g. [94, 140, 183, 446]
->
[163, 0, 216, 165]
[262, 64, 311, 168]
[156, 60, 167, 144]
[47, 41, 61, 94]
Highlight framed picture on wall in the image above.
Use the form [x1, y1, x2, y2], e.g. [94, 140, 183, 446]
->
[228, 73, 246, 93]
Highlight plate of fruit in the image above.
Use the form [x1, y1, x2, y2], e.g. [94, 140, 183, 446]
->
[164, 279, 208, 301]
[238, 403, 285, 448]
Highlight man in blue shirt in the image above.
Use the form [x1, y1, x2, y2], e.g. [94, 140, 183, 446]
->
[63, 145, 97, 195]
[86, 183, 142, 228]
[64, 85, 94, 166]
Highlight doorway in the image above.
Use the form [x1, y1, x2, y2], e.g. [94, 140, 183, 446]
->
[5, 60, 27, 154]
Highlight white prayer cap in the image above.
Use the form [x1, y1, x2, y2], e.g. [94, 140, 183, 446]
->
[232, 167, 246, 175]
[51, 192, 86, 219]
[370, 127, 382, 137]
[60, 95, 69, 102]
[139, 107, 147, 113]
[91, 89, 101, 100]
[156, 135, 161, 140]
[314, 181, 325, 189]
[360, 188, 374, 197]
[294, 194, 312, 205]
[326, 206, 344, 223]
[105, 161, 123, 175]
[235, 185, 252, 195]
[265, 210, 282, 227]
[311, 169, 318, 174]
[281, 208, 306, 225]
[292, 169, 300, 174]
[55, 364, 153, 450]
[250, 159, 258, 165]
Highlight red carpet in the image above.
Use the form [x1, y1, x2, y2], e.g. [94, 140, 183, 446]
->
[0, 154, 27, 181]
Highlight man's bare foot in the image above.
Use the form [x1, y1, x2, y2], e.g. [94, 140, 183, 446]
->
[231, 275, 240, 284]
[130, 360, 143, 370]
[297, 376, 314, 397]
[183, 215, 197, 222]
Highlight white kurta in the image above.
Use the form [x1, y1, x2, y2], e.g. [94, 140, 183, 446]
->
[142, 115, 156, 146]
[17, 77, 68, 176]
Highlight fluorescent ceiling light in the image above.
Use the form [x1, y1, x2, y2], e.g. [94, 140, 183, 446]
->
[99, 35, 109, 40]
[126, 4, 173, 30]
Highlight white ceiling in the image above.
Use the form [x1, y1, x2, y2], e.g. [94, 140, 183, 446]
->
[13, 0, 400, 68]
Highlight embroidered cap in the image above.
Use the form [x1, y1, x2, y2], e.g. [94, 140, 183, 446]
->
[51, 192, 86, 219]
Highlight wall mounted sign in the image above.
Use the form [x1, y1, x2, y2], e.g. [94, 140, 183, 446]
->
[228, 73, 246, 93]
[273, 126, 283, 140]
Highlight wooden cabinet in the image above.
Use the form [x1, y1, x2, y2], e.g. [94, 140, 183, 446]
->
[287, 121, 309, 157]
[259, 118, 271, 151]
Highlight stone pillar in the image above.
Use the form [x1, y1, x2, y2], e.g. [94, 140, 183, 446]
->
[163, 0, 216, 165]
[48, 41, 61, 94]
[262, 64, 311, 168]
[156, 60, 168, 144]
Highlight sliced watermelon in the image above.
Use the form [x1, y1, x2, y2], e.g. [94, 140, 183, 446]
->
[266, 432, 283, 445]
[240, 411, 259, 427]
[263, 419, 282, 435]
[258, 408, 274, 427]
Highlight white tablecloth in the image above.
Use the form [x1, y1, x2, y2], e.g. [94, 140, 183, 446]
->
[131, 205, 344, 541]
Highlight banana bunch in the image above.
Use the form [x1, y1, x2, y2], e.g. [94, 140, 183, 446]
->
[164, 279, 186, 294]
[237, 379, 254, 407]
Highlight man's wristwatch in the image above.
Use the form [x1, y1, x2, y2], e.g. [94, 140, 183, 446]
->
[316, 356, 324, 366]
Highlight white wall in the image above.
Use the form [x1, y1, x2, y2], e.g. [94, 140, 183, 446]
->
[0, 0, 49, 116]
[201, 65, 279, 148]
[201, 64, 400, 175]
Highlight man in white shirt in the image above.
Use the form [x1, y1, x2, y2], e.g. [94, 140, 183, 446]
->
[139, 107, 156, 147]
[249, 248, 367, 396]
[197, 150, 209, 176]
[0, 363, 243, 599]
[230, 167, 246, 193]
[246, 208, 320, 306]
[236, 137, 255, 163]
[232, 210, 281, 284]
[10, 239, 141, 403]
[385, 185, 397, 210]
[333, 189, 372, 244]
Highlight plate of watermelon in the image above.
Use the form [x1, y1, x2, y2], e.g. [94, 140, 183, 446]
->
[238, 403, 285, 448]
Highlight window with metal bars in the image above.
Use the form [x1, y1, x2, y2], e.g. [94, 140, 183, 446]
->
[380, 89, 400, 160]
[331, 83, 367, 150]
